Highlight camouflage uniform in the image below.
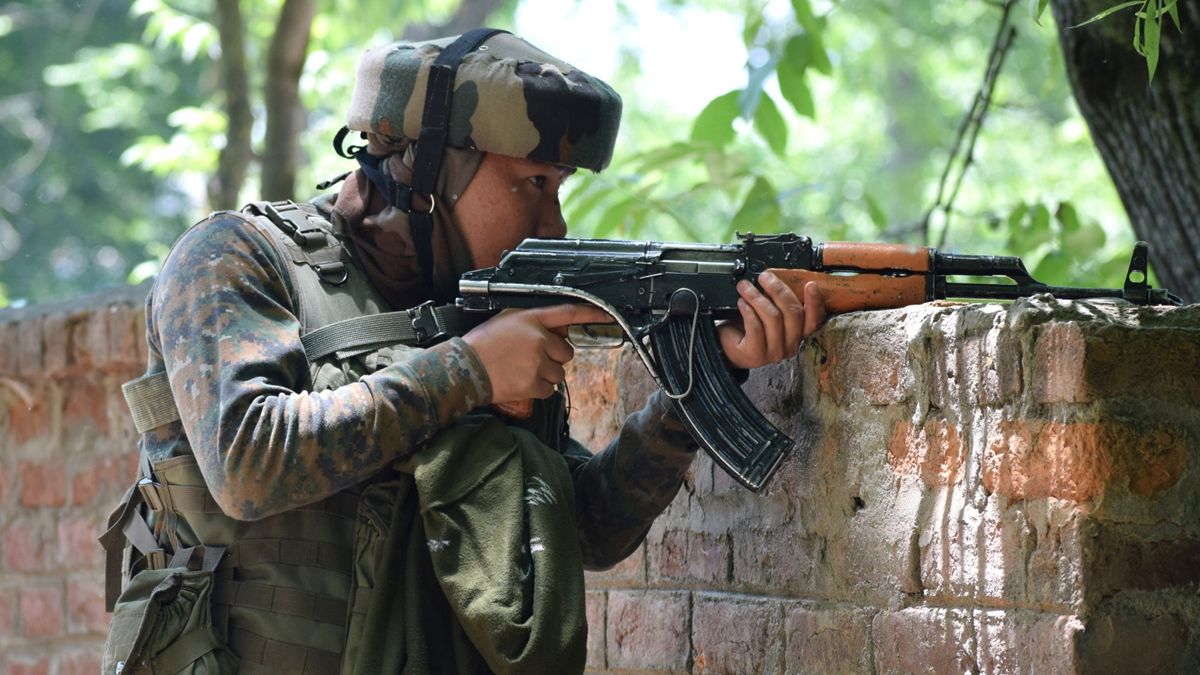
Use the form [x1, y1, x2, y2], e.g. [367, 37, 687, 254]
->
[143, 208, 698, 562]
[109, 29, 699, 674]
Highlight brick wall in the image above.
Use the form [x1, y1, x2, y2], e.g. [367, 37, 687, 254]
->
[2, 288, 1198, 673]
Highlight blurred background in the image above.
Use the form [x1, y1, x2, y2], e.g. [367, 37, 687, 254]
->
[0, 0, 1159, 308]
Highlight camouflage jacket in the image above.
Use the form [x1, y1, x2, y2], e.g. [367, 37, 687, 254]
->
[143, 208, 698, 567]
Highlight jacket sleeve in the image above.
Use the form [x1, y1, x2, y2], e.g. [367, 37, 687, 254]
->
[148, 213, 490, 521]
[561, 391, 698, 569]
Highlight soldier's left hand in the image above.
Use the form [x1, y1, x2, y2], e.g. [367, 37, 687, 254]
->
[717, 274, 826, 369]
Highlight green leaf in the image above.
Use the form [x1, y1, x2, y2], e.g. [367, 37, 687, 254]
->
[631, 142, 698, 172]
[777, 61, 815, 118]
[1055, 202, 1081, 233]
[595, 196, 639, 238]
[743, 5, 765, 48]
[1145, 0, 1161, 81]
[1063, 220, 1106, 252]
[753, 94, 789, 157]
[563, 181, 617, 226]
[1070, 1, 1143, 29]
[1165, 0, 1182, 31]
[1032, 0, 1051, 25]
[790, 0, 818, 32]
[690, 90, 742, 148]
[864, 193, 888, 229]
[1033, 251, 1073, 285]
[808, 31, 833, 75]
[731, 177, 782, 236]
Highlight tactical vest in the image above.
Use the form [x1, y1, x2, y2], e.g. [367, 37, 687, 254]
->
[103, 201, 512, 675]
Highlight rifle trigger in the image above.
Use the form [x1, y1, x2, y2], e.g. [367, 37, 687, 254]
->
[1122, 241, 1151, 305]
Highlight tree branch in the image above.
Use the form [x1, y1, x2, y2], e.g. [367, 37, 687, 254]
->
[261, 0, 316, 201]
[210, 0, 253, 211]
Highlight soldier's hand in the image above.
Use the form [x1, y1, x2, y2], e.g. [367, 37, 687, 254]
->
[717, 275, 826, 369]
[463, 304, 613, 404]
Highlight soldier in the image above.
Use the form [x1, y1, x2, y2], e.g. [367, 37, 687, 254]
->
[104, 29, 825, 674]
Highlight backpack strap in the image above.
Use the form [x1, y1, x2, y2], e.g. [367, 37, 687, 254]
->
[248, 200, 350, 286]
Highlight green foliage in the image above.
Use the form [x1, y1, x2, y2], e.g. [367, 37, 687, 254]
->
[1073, 0, 1183, 82]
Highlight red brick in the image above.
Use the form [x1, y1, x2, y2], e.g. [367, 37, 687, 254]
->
[0, 589, 13, 636]
[1033, 322, 1090, 403]
[584, 542, 645, 588]
[58, 649, 103, 675]
[1085, 525, 1200, 594]
[3, 521, 46, 572]
[16, 314, 43, 378]
[57, 516, 103, 570]
[19, 584, 63, 639]
[5, 655, 51, 675]
[647, 528, 728, 584]
[64, 379, 110, 435]
[18, 461, 67, 507]
[692, 594, 783, 675]
[40, 311, 73, 376]
[70, 310, 104, 372]
[784, 605, 871, 673]
[563, 348, 621, 450]
[0, 463, 9, 505]
[733, 525, 817, 595]
[0, 320, 19, 374]
[873, 608, 977, 674]
[975, 611, 1079, 674]
[816, 328, 909, 406]
[605, 590, 689, 671]
[1076, 610, 1188, 673]
[8, 389, 48, 446]
[67, 578, 109, 635]
[584, 591, 606, 671]
[103, 303, 143, 370]
[71, 454, 125, 506]
[888, 416, 964, 486]
[982, 419, 1187, 502]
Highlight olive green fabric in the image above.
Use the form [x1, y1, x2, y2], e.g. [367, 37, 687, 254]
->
[350, 413, 586, 674]
[103, 565, 238, 675]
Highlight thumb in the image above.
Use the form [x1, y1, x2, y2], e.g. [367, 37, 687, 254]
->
[530, 303, 614, 330]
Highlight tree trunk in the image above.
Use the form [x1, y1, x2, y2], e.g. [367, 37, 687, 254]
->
[1050, 0, 1200, 302]
[402, 0, 510, 42]
[211, 0, 253, 211]
[261, 0, 316, 201]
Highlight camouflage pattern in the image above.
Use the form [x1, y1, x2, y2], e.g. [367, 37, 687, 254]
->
[141, 207, 697, 563]
[346, 32, 622, 172]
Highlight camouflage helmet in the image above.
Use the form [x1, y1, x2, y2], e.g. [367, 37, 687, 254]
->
[346, 31, 622, 172]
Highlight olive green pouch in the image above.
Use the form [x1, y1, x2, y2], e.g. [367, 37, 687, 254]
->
[102, 561, 237, 675]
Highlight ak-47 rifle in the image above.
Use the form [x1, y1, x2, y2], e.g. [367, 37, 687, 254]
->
[456, 235, 1182, 491]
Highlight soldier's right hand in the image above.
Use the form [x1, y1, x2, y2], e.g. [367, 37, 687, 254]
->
[462, 304, 614, 404]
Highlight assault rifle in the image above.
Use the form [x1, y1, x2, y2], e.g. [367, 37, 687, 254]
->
[456, 235, 1182, 491]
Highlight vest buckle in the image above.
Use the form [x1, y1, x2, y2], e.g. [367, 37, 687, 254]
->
[407, 301, 447, 346]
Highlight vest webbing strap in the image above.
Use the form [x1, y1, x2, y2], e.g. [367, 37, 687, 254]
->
[228, 624, 341, 675]
[214, 580, 347, 627]
[152, 624, 222, 675]
[223, 538, 353, 577]
[121, 303, 478, 433]
[300, 303, 478, 361]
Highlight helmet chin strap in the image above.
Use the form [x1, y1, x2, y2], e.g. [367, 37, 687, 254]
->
[406, 27, 510, 302]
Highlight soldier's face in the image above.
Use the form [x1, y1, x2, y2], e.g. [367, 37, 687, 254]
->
[454, 153, 573, 269]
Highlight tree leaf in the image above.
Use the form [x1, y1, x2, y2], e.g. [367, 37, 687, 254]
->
[690, 90, 742, 148]
[1031, 0, 1051, 25]
[790, 0, 818, 32]
[1070, 1, 1143, 29]
[864, 193, 888, 229]
[777, 61, 815, 118]
[563, 181, 618, 227]
[1145, 0, 1161, 82]
[808, 30, 833, 75]
[1164, 0, 1182, 31]
[1055, 201, 1080, 232]
[1033, 250, 1073, 285]
[595, 195, 638, 239]
[731, 176, 782, 236]
[753, 93, 789, 157]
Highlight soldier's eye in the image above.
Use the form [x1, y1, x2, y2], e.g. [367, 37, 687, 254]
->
[528, 175, 547, 189]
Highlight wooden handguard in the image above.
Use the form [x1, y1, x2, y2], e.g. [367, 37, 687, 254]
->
[769, 269, 927, 314]
[820, 242, 930, 271]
